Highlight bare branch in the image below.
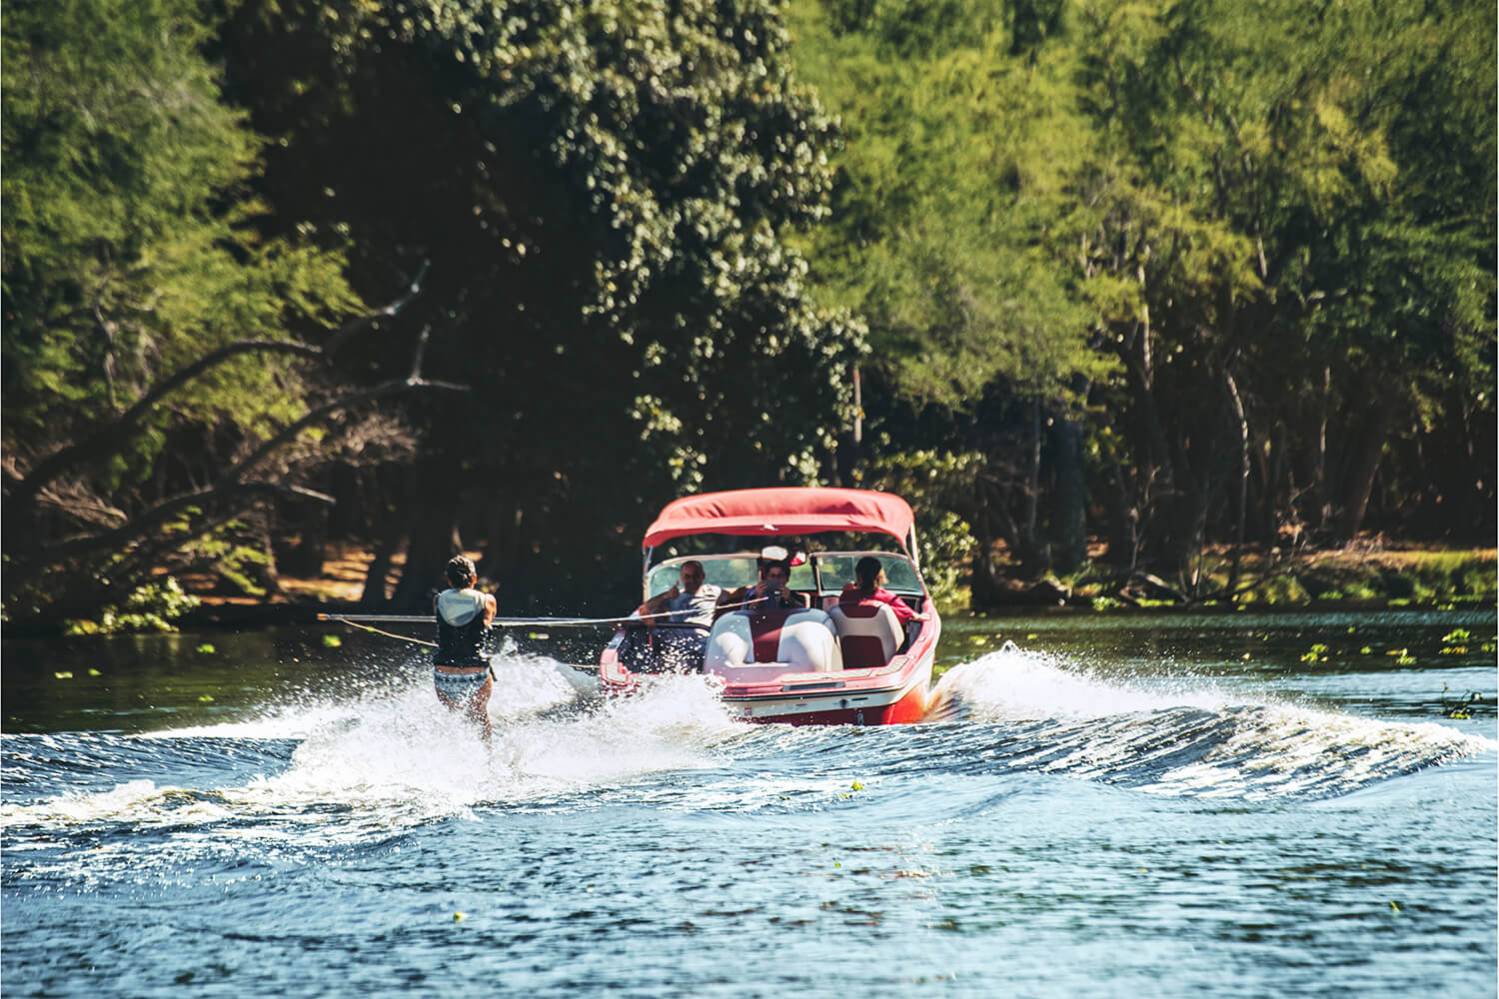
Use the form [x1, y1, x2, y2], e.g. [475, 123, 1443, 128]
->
[35, 371, 462, 568]
[224, 374, 468, 485]
[5, 262, 453, 610]
[408, 323, 431, 381]
[41, 481, 334, 564]
[11, 260, 431, 511]
[323, 259, 430, 356]
[13, 341, 323, 509]
[34, 479, 129, 529]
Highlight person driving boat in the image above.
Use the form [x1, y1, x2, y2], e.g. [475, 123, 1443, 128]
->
[639, 560, 721, 628]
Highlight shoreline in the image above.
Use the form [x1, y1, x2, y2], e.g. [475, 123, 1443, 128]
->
[3, 543, 1492, 641]
[0, 555, 1487, 642]
[2, 598, 1495, 645]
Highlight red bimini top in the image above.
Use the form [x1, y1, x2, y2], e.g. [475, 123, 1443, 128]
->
[641, 487, 915, 550]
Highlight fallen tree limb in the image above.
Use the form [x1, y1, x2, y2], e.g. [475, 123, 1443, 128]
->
[8, 261, 430, 518]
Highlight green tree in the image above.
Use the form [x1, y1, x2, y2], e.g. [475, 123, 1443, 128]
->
[790, 0, 1492, 599]
[787, 0, 1110, 583]
[1073, 0, 1494, 586]
[1, 0, 407, 623]
[221, 0, 866, 610]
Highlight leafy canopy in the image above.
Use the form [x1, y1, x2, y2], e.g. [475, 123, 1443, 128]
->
[2, 0, 359, 472]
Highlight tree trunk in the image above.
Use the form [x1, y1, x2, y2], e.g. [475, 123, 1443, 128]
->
[1223, 369, 1250, 593]
[1335, 404, 1392, 542]
[1049, 411, 1087, 573]
[1116, 324, 1180, 575]
[1024, 399, 1041, 540]
[280, 500, 328, 578]
[1102, 452, 1142, 571]
[968, 527, 1007, 608]
[1311, 365, 1331, 528]
[835, 365, 863, 487]
[1009, 400, 1047, 577]
[1261, 422, 1286, 543]
[1168, 473, 1212, 593]
[476, 500, 515, 583]
[389, 462, 463, 609]
[357, 466, 404, 608]
[359, 534, 401, 609]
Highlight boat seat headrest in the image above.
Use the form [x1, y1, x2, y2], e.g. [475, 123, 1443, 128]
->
[827, 602, 904, 670]
[704, 608, 842, 673]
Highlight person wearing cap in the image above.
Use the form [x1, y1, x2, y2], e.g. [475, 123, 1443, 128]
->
[433, 554, 497, 741]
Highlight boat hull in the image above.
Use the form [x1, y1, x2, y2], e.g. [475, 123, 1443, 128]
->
[720, 669, 931, 725]
[600, 615, 939, 727]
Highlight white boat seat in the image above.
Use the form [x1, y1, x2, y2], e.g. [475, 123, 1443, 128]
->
[827, 602, 905, 670]
[704, 608, 842, 673]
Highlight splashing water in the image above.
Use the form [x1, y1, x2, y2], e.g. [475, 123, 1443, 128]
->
[924, 642, 1493, 800]
[2, 653, 742, 861]
[6, 639, 1488, 864]
[3, 613, 1495, 997]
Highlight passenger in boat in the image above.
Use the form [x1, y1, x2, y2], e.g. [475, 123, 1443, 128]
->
[633, 560, 722, 670]
[722, 556, 805, 611]
[839, 556, 927, 624]
[639, 560, 722, 629]
[432, 554, 497, 742]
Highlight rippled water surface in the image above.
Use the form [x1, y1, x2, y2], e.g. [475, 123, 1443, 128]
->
[4, 610, 1496, 996]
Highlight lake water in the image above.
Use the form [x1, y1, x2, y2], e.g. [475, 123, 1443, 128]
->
[3, 609, 1496, 996]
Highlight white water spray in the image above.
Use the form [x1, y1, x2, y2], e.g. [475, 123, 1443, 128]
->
[928, 641, 1494, 799]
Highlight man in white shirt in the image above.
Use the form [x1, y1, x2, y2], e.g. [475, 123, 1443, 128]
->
[631, 560, 721, 671]
[641, 560, 721, 628]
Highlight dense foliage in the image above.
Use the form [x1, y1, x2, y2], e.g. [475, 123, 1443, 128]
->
[3, 0, 357, 462]
[2, 0, 1491, 625]
[792, 0, 1495, 595]
[214, 0, 866, 609]
[2, 0, 371, 621]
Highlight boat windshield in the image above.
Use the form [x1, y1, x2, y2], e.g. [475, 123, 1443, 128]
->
[811, 553, 923, 596]
[646, 552, 923, 599]
[646, 556, 816, 598]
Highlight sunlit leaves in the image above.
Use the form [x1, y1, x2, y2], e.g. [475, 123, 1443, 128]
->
[2, 0, 360, 468]
[789, 0, 1105, 409]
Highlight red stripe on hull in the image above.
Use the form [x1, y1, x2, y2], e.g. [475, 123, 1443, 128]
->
[733, 681, 929, 726]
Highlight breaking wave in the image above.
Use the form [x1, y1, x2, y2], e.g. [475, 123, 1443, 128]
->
[921, 643, 1494, 799]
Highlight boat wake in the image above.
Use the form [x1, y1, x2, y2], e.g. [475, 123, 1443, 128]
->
[919, 643, 1494, 799]
[0, 654, 740, 881]
[2, 644, 1492, 884]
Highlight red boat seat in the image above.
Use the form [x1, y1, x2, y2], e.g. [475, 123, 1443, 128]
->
[704, 608, 842, 673]
[827, 602, 904, 670]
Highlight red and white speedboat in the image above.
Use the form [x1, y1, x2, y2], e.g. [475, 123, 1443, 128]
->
[599, 488, 941, 725]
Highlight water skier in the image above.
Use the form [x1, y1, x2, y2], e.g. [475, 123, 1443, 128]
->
[433, 554, 497, 742]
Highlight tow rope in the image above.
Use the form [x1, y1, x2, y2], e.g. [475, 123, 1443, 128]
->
[316, 595, 773, 647]
[329, 617, 438, 648]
